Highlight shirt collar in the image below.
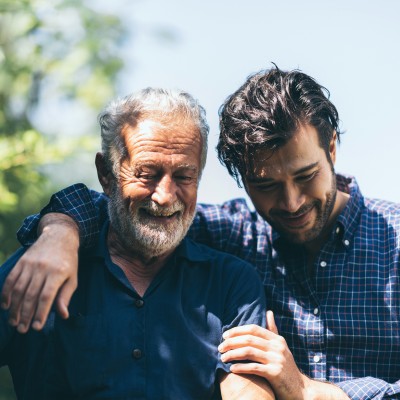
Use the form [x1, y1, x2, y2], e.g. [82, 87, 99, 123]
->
[90, 221, 210, 263]
[334, 173, 365, 244]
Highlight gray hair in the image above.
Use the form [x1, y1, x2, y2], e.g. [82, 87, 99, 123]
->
[98, 88, 209, 180]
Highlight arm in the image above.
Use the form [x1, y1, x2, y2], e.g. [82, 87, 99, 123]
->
[1, 214, 79, 333]
[219, 311, 350, 400]
[1, 183, 106, 333]
[219, 371, 275, 399]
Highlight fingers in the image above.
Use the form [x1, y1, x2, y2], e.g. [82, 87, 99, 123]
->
[15, 272, 46, 333]
[223, 324, 275, 340]
[221, 346, 269, 364]
[266, 310, 279, 334]
[54, 276, 78, 320]
[30, 277, 63, 330]
[1, 263, 24, 311]
[219, 335, 287, 363]
[229, 362, 279, 378]
[219, 334, 270, 353]
[2, 263, 32, 328]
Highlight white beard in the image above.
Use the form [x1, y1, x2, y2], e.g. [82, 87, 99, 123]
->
[108, 186, 195, 258]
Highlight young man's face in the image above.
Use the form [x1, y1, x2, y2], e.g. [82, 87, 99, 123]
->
[244, 124, 338, 245]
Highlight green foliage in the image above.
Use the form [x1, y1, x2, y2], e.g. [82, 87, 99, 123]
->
[0, 0, 125, 396]
[0, 0, 125, 260]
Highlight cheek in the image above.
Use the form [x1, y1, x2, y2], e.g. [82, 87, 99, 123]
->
[180, 187, 198, 213]
[120, 182, 152, 203]
[306, 174, 333, 200]
[248, 191, 274, 216]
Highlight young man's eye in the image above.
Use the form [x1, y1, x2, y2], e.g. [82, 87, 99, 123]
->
[297, 171, 317, 182]
[256, 183, 278, 192]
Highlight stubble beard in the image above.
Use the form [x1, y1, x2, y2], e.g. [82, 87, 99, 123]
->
[108, 186, 195, 258]
[267, 170, 337, 245]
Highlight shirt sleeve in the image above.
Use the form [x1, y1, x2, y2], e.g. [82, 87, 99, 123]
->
[190, 199, 257, 252]
[216, 260, 266, 374]
[17, 184, 108, 248]
[336, 377, 400, 399]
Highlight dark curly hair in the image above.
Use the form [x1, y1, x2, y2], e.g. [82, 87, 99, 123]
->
[217, 65, 342, 187]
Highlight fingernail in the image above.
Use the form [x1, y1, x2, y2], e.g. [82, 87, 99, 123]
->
[17, 324, 26, 333]
[32, 321, 42, 330]
[8, 319, 17, 327]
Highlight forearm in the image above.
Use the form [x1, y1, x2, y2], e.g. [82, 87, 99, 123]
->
[304, 377, 350, 400]
[219, 372, 275, 400]
[38, 213, 80, 246]
[17, 183, 105, 248]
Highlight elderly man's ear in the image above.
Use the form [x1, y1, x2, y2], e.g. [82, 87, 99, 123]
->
[95, 152, 114, 196]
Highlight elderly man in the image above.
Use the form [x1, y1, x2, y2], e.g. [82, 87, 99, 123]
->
[0, 88, 274, 399]
[4, 66, 400, 399]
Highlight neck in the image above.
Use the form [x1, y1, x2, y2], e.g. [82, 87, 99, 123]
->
[107, 227, 174, 296]
[304, 190, 350, 263]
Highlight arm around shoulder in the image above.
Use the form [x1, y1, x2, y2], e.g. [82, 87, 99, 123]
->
[1, 213, 80, 333]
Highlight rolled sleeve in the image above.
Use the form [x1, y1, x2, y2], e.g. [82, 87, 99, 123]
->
[17, 184, 106, 248]
[337, 377, 400, 399]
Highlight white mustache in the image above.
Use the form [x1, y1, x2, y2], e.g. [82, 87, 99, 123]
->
[139, 200, 184, 217]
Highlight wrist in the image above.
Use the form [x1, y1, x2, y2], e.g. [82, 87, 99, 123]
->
[39, 213, 80, 248]
[303, 376, 350, 400]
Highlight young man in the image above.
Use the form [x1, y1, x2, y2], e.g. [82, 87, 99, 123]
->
[0, 88, 273, 399]
[4, 66, 400, 399]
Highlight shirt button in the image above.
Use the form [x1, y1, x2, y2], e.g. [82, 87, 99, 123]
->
[344, 239, 350, 246]
[313, 308, 319, 315]
[320, 261, 327, 268]
[313, 355, 321, 363]
[335, 227, 340, 234]
[135, 299, 144, 308]
[132, 349, 142, 359]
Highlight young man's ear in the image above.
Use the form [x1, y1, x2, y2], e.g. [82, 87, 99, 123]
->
[329, 131, 337, 165]
[95, 152, 114, 196]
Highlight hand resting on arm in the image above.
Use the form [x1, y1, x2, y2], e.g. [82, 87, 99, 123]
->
[1, 213, 79, 333]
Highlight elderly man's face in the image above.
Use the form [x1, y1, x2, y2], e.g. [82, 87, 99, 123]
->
[104, 116, 202, 257]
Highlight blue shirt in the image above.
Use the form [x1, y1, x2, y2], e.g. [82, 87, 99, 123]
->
[18, 174, 400, 400]
[3, 223, 266, 399]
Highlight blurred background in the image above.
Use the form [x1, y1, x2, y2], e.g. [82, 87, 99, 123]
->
[1, 0, 399, 397]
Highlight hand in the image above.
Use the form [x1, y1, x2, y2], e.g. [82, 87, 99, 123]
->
[219, 311, 350, 400]
[1, 214, 79, 333]
[219, 311, 309, 399]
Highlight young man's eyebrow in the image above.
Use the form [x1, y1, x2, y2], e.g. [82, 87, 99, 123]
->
[293, 162, 319, 176]
[246, 162, 319, 183]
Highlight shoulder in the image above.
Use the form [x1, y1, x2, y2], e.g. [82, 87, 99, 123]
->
[196, 198, 258, 220]
[183, 238, 259, 279]
[363, 197, 400, 225]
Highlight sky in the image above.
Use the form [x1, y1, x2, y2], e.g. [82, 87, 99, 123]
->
[89, 0, 400, 205]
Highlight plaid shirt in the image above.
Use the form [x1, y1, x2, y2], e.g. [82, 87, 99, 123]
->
[18, 174, 400, 400]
